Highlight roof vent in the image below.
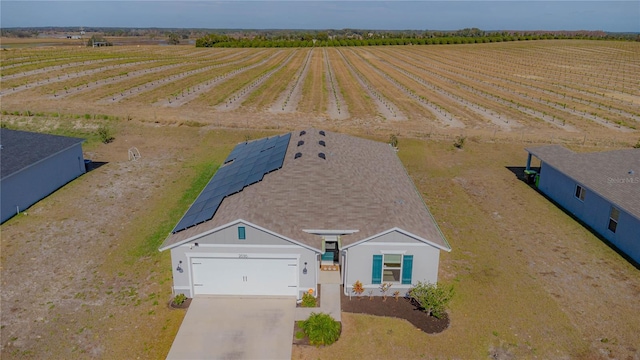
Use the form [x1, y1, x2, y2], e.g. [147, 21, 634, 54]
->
[319, 130, 325, 136]
[297, 140, 304, 146]
[300, 130, 306, 136]
[629, 170, 635, 175]
[318, 152, 326, 160]
[295, 152, 302, 159]
[319, 140, 326, 147]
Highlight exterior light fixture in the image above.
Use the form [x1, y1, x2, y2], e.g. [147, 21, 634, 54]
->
[303, 262, 308, 275]
[176, 260, 183, 273]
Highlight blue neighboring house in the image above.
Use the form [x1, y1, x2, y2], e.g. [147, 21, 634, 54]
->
[525, 145, 640, 265]
[0, 129, 86, 223]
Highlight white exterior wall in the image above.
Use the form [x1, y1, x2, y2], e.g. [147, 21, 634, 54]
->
[169, 221, 319, 298]
[343, 230, 441, 296]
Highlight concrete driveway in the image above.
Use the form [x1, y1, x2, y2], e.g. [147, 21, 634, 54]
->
[166, 296, 296, 360]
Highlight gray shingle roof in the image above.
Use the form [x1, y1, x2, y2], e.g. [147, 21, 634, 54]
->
[526, 145, 640, 219]
[0, 129, 85, 180]
[161, 129, 451, 251]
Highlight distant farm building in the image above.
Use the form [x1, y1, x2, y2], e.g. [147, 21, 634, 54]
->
[0, 129, 86, 223]
[525, 145, 640, 264]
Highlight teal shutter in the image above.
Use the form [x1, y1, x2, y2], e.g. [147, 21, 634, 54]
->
[401, 255, 413, 284]
[372, 255, 383, 284]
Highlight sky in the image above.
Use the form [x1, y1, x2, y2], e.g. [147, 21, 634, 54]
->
[1, 1, 638, 32]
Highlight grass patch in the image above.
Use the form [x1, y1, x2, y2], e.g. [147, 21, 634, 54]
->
[131, 160, 218, 258]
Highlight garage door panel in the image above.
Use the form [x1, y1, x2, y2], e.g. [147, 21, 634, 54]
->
[192, 257, 298, 296]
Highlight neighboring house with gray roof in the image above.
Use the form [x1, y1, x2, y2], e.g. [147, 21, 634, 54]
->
[160, 129, 451, 299]
[0, 129, 86, 223]
[526, 145, 640, 264]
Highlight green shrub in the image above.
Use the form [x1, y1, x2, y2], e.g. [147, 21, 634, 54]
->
[172, 293, 187, 306]
[633, 139, 640, 149]
[300, 312, 340, 346]
[97, 125, 114, 144]
[454, 135, 466, 149]
[301, 292, 317, 307]
[408, 281, 454, 319]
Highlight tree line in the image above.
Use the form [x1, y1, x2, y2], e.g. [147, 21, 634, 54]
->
[196, 32, 636, 48]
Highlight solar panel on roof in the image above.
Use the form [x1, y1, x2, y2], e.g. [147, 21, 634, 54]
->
[172, 133, 291, 233]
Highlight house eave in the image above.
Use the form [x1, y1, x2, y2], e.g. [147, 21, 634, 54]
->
[341, 227, 452, 252]
[159, 218, 323, 253]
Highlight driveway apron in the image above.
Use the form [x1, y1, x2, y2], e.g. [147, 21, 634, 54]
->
[166, 296, 296, 360]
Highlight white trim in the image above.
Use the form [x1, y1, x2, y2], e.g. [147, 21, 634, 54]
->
[342, 227, 451, 252]
[360, 242, 427, 247]
[380, 250, 407, 254]
[173, 286, 190, 290]
[179, 244, 303, 249]
[186, 252, 300, 260]
[160, 219, 322, 253]
[303, 229, 359, 235]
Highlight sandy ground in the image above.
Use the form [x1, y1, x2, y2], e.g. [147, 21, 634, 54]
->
[270, 49, 312, 113]
[217, 51, 296, 111]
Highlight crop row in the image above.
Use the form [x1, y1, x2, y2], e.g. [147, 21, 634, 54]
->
[1, 41, 637, 136]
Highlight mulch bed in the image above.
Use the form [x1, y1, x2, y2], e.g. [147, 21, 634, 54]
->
[340, 286, 449, 334]
[168, 297, 192, 310]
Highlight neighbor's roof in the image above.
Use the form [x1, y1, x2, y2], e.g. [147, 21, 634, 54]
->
[161, 129, 450, 251]
[0, 129, 85, 180]
[527, 145, 640, 219]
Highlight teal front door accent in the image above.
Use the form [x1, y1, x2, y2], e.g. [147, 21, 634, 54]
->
[322, 251, 334, 262]
[372, 255, 383, 284]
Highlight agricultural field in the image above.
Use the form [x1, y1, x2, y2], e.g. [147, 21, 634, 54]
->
[1, 40, 639, 144]
[1, 40, 639, 359]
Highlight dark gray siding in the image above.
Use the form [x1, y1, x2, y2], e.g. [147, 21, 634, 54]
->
[538, 163, 640, 263]
[1, 143, 85, 223]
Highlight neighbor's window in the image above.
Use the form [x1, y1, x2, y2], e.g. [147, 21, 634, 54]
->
[238, 226, 246, 240]
[575, 185, 586, 201]
[383, 254, 402, 282]
[608, 207, 619, 233]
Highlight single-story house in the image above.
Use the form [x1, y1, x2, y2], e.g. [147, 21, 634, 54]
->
[0, 129, 86, 223]
[160, 129, 451, 299]
[525, 145, 640, 264]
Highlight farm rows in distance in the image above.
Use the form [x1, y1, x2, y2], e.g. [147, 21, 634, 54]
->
[1, 40, 639, 143]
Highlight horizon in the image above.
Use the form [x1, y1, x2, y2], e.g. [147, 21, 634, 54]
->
[1, 1, 638, 33]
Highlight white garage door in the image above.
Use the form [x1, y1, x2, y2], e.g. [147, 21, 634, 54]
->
[191, 257, 298, 296]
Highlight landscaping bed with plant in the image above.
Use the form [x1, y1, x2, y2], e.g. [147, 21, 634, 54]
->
[296, 285, 320, 308]
[340, 283, 450, 334]
[293, 313, 341, 347]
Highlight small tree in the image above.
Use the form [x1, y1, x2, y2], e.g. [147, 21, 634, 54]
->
[408, 281, 454, 319]
[167, 33, 181, 45]
[300, 312, 341, 346]
[454, 135, 466, 149]
[97, 124, 114, 144]
[389, 133, 399, 148]
[352, 280, 364, 300]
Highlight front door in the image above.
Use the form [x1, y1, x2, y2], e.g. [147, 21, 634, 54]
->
[322, 241, 338, 263]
